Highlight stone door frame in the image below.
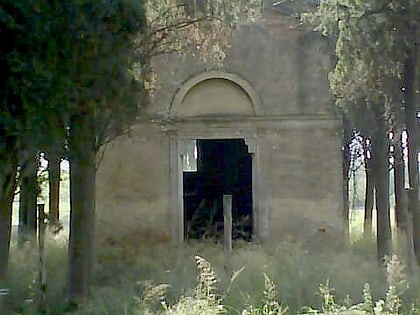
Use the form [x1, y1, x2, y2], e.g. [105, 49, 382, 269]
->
[168, 127, 268, 245]
[168, 70, 267, 244]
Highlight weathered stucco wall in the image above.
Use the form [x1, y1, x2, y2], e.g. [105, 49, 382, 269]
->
[146, 22, 332, 118]
[257, 121, 343, 242]
[96, 117, 343, 244]
[96, 18, 343, 246]
[96, 124, 171, 244]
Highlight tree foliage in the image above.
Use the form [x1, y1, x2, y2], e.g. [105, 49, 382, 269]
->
[303, 0, 419, 130]
[1, 0, 263, 302]
[304, 0, 420, 262]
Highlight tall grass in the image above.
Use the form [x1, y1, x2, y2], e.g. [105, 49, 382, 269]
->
[3, 237, 419, 315]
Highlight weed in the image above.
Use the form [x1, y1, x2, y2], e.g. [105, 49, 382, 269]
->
[3, 239, 419, 315]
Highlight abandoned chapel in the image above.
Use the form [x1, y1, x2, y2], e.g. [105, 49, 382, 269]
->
[96, 1, 344, 246]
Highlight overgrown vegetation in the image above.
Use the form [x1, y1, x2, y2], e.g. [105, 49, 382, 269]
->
[1, 0, 419, 313]
[2, 238, 419, 314]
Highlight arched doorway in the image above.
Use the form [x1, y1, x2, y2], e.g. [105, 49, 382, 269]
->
[168, 71, 267, 244]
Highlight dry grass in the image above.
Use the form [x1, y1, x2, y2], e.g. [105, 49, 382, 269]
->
[3, 235, 419, 315]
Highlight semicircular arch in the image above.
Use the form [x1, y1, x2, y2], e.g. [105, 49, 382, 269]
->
[170, 71, 262, 118]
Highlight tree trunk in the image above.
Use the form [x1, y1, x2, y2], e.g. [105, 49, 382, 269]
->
[47, 152, 61, 227]
[402, 31, 420, 266]
[17, 181, 28, 247]
[392, 131, 415, 267]
[18, 151, 39, 240]
[0, 190, 14, 281]
[363, 139, 374, 241]
[393, 131, 407, 238]
[67, 113, 96, 306]
[371, 116, 392, 262]
[342, 117, 351, 241]
[0, 166, 18, 284]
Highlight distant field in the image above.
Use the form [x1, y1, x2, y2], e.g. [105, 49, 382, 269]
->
[11, 168, 71, 237]
[349, 207, 397, 242]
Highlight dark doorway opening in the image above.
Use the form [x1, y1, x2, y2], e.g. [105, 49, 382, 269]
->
[183, 139, 252, 240]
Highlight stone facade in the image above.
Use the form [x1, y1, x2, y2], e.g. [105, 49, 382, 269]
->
[96, 10, 344, 246]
